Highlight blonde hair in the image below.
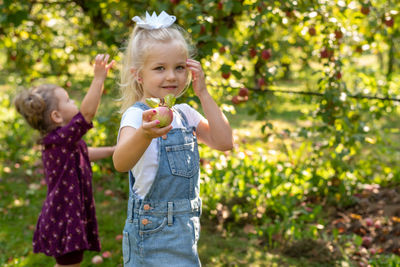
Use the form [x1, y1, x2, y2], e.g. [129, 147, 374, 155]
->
[14, 84, 60, 135]
[119, 24, 194, 113]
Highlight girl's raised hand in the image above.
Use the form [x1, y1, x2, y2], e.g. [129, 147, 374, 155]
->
[140, 109, 172, 140]
[93, 54, 115, 79]
[186, 59, 207, 97]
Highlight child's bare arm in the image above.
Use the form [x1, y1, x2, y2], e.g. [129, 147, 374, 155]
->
[186, 59, 233, 151]
[81, 54, 115, 123]
[113, 109, 172, 172]
[88, 146, 115, 161]
[196, 93, 233, 151]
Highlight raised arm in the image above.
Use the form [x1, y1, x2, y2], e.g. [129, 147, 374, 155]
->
[81, 54, 115, 123]
[113, 109, 172, 172]
[186, 59, 233, 151]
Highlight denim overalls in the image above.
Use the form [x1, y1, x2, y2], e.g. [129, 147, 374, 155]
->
[122, 102, 202, 267]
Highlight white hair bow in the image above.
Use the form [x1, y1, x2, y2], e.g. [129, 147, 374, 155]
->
[132, 11, 176, 30]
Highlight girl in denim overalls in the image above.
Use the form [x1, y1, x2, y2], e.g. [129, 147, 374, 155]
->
[113, 11, 233, 266]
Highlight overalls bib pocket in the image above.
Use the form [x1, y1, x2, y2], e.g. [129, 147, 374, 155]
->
[165, 142, 199, 178]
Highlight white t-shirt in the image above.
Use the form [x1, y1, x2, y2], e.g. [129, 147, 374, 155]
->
[118, 103, 204, 199]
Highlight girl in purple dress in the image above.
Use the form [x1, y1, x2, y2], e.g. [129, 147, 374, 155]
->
[14, 54, 115, 267]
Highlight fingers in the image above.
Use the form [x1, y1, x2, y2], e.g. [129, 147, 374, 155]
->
[103, 54, 110, 63]
[186, 59, 201, 71]
[158, 125, 173, 135]
[186, 58, 200, 65]
[142, 109, 157, 122]
[142, 118, 160, 128]
[142, 120, 173, 138]
[106, 60, 116, 70]
[186, 59, 204, 80]
[94, 54, 113, 66]
[95, 54, 104, 63]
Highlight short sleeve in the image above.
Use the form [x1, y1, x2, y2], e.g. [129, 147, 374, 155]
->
[43, 112, 93, 146]
[117, 106, 143, 141]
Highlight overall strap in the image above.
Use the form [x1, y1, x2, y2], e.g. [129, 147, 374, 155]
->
[172, 106, 190, 129]
[133, 101, 150, 110]
[128, 101, 147, 196]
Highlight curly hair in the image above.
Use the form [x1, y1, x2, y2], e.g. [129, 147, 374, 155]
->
[14, 84, 60, 135]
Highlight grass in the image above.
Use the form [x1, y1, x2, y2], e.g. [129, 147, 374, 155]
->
[0, 169, 345, 267]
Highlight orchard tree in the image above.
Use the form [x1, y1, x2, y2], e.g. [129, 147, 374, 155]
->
[1, 0, 400, 202]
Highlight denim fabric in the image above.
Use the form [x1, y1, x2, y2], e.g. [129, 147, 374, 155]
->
[122, 102, 201, 267]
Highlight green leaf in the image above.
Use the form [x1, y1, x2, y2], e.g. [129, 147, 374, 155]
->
[145, 97, 160, 108]
[164, 94, 176, 108]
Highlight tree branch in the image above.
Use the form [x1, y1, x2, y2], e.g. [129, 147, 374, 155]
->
[215, 85, 400, 102]
[264, 88, 400, 102]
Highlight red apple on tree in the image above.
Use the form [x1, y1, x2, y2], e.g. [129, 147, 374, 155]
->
[249, 47, 257, 58]
[361, 5, 370, 15]
[239, 87, 249, 97]
[222, 72, 231, 79]
[231, 94, 248, 105]
[261, 49, 271, 60]
[145, 94, 175, 128]
[231, 95, 241, 105]
[257, 77, 266, 88]
[320, 47, 333, 59]
[200, 25, 206, 35]
[320, 49, 329, 58]
[257, 3, 266, 13]
[285, 10, 294, 18]
[217, 1, 223, 10]
[308, 27, 316, 36]
[384, 17, 394, 27]
[170, 0, 180, 4]
[219, 46, 226, 54]
[334, 30, 343, 39]
[221, 64, 231, 80]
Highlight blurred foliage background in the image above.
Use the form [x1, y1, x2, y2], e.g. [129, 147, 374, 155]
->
[2, 0, 400, 266]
